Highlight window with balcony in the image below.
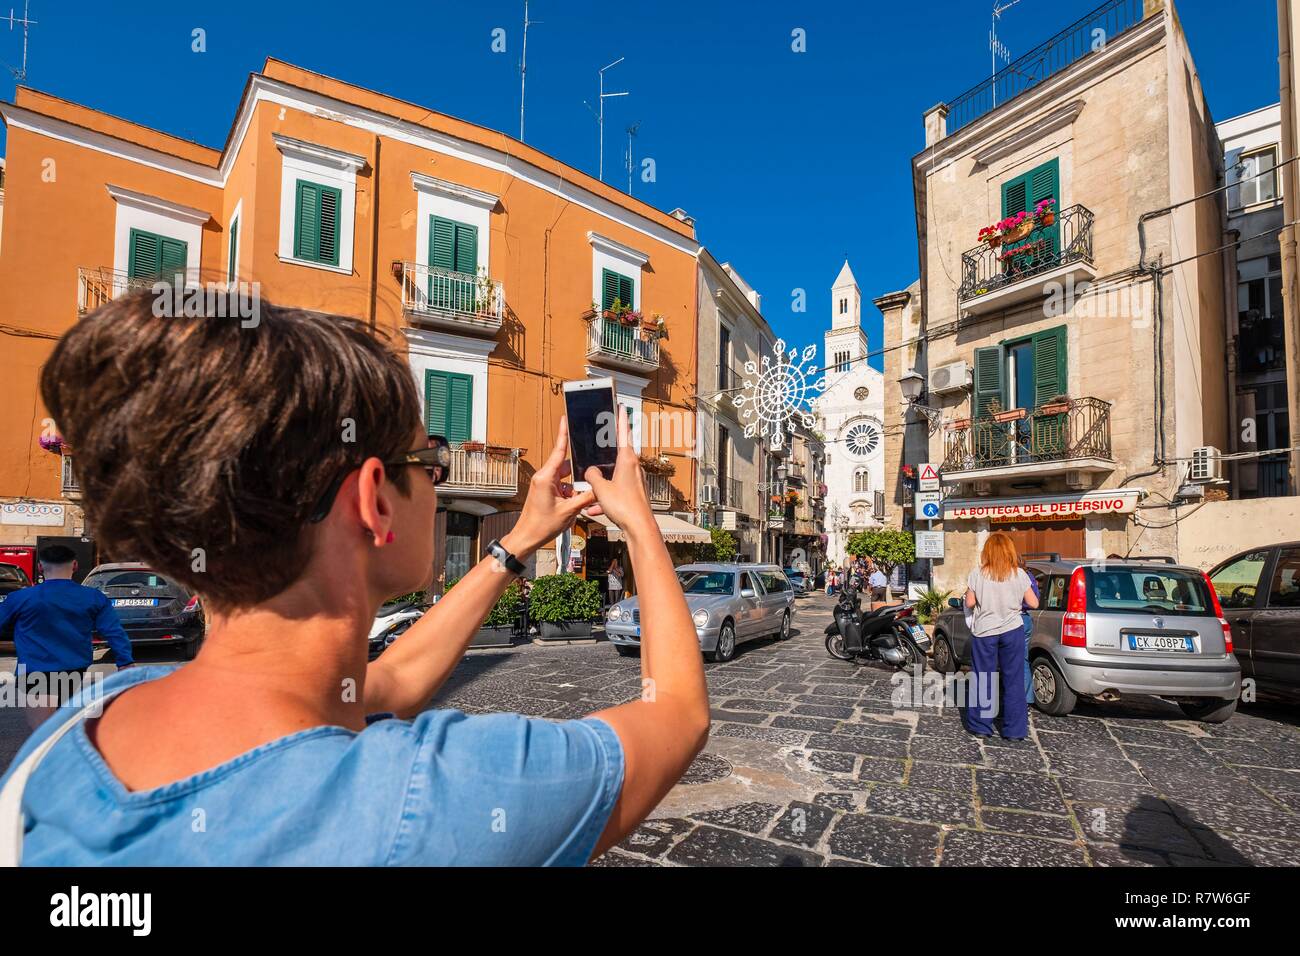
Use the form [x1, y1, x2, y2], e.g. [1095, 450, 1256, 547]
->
[428, 215, 479, 311]
[127, 228, 187, 282]
[425, 369, 473, 446]
[718, 322, 732, 391]
[602, 269, 635, 312]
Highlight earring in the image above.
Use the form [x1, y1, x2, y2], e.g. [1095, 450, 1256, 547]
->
[386, 531, 396, 544]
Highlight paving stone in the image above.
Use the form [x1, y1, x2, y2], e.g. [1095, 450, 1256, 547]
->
[909, 761, 974, 794]
[616, 818, 694, 858]
[977, 769, 1066, 814]
[807, 733, 909, 759]
[855, 756, 907, 784]
[983, 746, 1049, 773]
[865, 783, 977, 826]
[834, 719, 914, 741]
[771, 801, 837, 848]
[589, 850, 660, 866]
[709, 708, 767, 725]
[1074, 803, 1208, 859]
[772, 714, 843, 733]
[666, 825, 823, 867]
[792, 703, 856, 719]
[911, 735, 984, 765]
[941, 829, 1086, 866]
[807, 750, 856, 774]
[719, 697, 791, 713]
[712, 723, 808, 745]
[1087, 844, 1168, 867]
[827, 814, 941, 866]
[689, 802, 782, 834]
[981, 809, 1077, 841]
[813, 792, 859, 812]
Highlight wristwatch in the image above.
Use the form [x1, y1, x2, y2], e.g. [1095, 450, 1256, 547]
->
[485, 538, 526, 577]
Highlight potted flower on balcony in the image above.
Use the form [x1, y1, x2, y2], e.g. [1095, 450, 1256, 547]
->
[639, 454, 675, 476]
[461, 440, 485, 453]
[978, 225, 1003, 249]
[581, 300, 600, 322]
[1035, 198, 1056, 227]
[1001, 210, 1034, 243]
[529, 573, 602, 640]
[1039, 393, 1071, 416]
[945, 417, 970, 431]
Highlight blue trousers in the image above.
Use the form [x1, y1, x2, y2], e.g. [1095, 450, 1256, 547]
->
[963, 625, 1029, 739]
[1022, 612, 1034, 704]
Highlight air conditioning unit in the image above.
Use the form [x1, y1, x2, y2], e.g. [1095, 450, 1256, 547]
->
[929, 360, 972, 395]
[1190, 446, 1222, 482]
[700, 484, 718, 505]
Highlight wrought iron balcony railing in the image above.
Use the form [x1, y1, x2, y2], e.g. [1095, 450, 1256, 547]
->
[77, 267, 155, 314]
[942, 397, 1113, 474]
[61, 454, 81, 498]
[400, 262, 504, 333]
[644, 472, 672, 511]
[959, 204, 1094, 303]
[441, 446, 520, 498]
[586, 317, 661, 371]
[945, 0, 1146, 134]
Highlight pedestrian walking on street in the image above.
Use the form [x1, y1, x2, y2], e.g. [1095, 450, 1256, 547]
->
[1020, 559, 1041, 705]
[1, 294, 709, 867]
[605, 558, 624, 608]
[0, 544, 133, 722]
[962, 532, 1038, 741]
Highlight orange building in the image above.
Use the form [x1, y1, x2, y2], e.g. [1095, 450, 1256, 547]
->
[0, 59, 704, 587]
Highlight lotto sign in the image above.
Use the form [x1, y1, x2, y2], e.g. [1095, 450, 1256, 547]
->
[915, 530, 944, 559]
[915, 491, 942, 521]
[917, 463, 941, 492]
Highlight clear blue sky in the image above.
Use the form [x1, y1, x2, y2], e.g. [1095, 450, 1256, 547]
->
[0, 0, 1280, 367]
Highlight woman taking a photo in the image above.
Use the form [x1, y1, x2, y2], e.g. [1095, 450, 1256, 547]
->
[1, 293, 709, 866]
[962, 532, 1038, 741]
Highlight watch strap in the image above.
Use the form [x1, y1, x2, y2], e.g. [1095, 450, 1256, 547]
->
[486, 538, 526, 576]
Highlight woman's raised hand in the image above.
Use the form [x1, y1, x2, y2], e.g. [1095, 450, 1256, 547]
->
[503, 417, 597, 557]
[582, 407, 656, 540]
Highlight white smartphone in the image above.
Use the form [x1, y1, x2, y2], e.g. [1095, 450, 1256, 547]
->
[562, 378, 618, 491]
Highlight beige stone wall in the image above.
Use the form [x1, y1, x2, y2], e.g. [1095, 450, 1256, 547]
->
[1175, 497, 1300, 570]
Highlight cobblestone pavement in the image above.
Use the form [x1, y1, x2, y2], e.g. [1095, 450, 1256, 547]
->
[432, 592, 1300, 867]
[3, 592, 1298, 866]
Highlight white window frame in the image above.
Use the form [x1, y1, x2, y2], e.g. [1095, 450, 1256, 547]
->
[412, 172, 497, 278]
[402, 328, 492, 441]
[227, 198, 243, 286]
[588, 231, 648, 312]
[107, 184, 207, 286]
[1239, 146, 1279, 209]
[274, 133, 365, 275]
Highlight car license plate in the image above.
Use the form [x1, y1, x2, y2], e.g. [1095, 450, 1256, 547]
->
[908, 624, 931, 648]
[1127, 634, 1193, 652]
[112, 598, 158, 608]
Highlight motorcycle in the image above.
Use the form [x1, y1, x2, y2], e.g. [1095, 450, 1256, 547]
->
[367, 598, 429, 660]
[824, 586, 929, 675]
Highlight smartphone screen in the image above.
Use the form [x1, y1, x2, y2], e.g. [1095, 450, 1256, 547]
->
[564, 383, 617, 482]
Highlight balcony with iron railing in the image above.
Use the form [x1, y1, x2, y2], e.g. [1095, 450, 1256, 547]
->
[77, 267, 156, 315]
[944, 0, 1146, 135]
[716, 475, 746, 514]
[644, 472, 673, 511]
[942, 397, 1114, 481]
[586, 316, 661, 372]
[399, 262, 504, 336]
[959, 204, 1096, 314]
[440, 445, 520, 498]
[61, 454, 81, 498]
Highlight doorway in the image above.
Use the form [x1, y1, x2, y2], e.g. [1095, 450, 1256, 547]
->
[999, 520, 1085, 560]
[444, 511, 478, 585]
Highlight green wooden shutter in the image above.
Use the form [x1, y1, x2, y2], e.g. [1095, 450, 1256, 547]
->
[1029, 159, 1060, 258]
[973, 345, 1007, 418]
[602, 269, 622, 311]
[317, 186, 340, 265]
[424, 370, 474, 445]
[447, 374, 473, 445]
[1031, 325, 1067, 405]
[430, 216, 456, 270]
[227, 219, 239, 281]
[425, 371, 449, 437]
[618, 273, 634, 309]
[295, 181, 319, 261]
[453, 222, 477, 275]
[1001, 174, 1029, 219]
[128, 229, 187, 281]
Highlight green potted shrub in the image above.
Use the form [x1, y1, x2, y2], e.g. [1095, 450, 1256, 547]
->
[529, 573, 602, 640]
[474, 579, 523, 647]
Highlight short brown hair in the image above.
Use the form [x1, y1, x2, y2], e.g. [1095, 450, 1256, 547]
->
[41, 291, 422, 609]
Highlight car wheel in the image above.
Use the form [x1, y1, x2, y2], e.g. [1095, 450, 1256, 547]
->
[707, 621, 736, 663]
[932, 633, 955, 673]
[1178, 698, 1237, 723]
[1031, 655, 1076, 716]
[777, 611, 792, 641]
[614, 645, 640, 658]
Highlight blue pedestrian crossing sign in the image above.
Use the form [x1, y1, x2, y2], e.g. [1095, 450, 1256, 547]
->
[922, 501, 941, 519]
[915, 490, 942, 521]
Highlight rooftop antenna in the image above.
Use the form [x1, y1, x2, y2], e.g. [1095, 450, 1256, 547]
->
[625, 121, 640, 194]
[5, 0, 36, 83]
[990, 0, 1021, 107]
[518, 0, 541, 142]
[583, 57, 627, 182]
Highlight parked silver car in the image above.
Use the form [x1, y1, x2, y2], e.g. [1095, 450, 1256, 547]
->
[604, 563, 796, 662]
[930, 556, 1241, 722]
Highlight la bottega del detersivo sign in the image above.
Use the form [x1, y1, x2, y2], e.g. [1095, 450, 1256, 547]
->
[945, 495, 1139, 521]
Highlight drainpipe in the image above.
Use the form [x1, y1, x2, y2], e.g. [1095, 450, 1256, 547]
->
[1278, 0, 1300, 490]
[1223, 227, 1242, 492]
[368, 134, 381, 332]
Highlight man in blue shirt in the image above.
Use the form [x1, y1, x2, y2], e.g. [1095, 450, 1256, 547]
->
[868, 567, 889, 604]
[0, 545, 132, 706]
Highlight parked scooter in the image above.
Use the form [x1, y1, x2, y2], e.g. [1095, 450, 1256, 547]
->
[824, 586, 929, 675]
[367, 598, 428, 660]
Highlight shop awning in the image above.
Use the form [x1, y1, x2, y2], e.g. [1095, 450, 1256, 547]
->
[588, 512, 711, 544]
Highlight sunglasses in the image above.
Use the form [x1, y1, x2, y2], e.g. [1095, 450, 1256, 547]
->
[308, 435, 452, 523]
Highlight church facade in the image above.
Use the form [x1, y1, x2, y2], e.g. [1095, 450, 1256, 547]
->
[813, 261, 886, 566]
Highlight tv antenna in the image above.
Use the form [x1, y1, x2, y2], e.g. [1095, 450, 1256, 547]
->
[583, 57, 628, 182]
[518, 0, 541, 142]
[990, 0, 1022, 107]
[5, 0, 36, 83]
[624, 122, 640, 194]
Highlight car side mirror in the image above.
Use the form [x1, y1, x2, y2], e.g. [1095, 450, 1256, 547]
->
[740, 588, 756, 599]
[947, 597, 962, 609]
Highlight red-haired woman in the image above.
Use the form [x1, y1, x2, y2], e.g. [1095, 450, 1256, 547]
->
[962, 532, 1039, 740]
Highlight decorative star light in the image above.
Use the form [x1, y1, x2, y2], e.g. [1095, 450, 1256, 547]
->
[732, 339, 826, 450]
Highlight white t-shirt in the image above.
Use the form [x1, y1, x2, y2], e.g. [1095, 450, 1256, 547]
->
[607, 568, 622, 590]
[967, 567, 1032, 637]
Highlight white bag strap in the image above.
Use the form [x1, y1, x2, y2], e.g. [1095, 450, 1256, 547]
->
[0, 688, 126, 867]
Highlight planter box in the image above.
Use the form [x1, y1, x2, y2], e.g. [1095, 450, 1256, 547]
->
[1003, 221, 1033, 243]
[537, 621, 593, 641]
[993, 408, 1027, 423]
[1039, 401, 1070, 415]
[470, 624, 515, 648]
